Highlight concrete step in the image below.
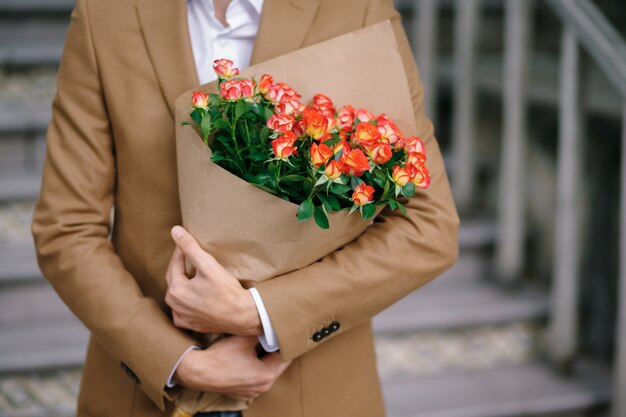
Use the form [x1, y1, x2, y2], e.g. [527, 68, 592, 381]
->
[0, 282, 89, 373]
[373, 280, 549, 334]
[0, 245, 41, 284]
[381, 362, 611, 417]
[0, 172, 41, 202]
[0, 0, 74, 13]
[0, 19, 68, 66]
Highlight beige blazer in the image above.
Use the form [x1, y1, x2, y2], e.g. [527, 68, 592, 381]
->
[31, 0, 460, 416]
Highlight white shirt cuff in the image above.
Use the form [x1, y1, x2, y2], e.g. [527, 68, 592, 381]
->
[166, 345, 201, 388]
[249, 287, 280, 352]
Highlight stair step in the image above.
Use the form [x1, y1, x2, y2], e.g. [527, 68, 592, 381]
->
[0, 102, 51, 134]
[373, 280, 549, 334]
[0, 0, 74, 13]
[0, 245, 41, 284]
[381, 362, 611, 417]
[0, 282, 88, 373]
[0, 172, 41, 201]
[0, 20, 68, 66]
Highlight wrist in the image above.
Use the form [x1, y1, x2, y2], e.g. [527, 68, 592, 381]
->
[235, 289, 263, 336]
[173, 348, 202, 388]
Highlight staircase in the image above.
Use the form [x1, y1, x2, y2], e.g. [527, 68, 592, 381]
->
[0, 0, 617, 416]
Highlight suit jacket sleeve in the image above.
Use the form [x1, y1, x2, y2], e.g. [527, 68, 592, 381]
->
[30, 0, 196, 410]
[254, 0, 460, 362]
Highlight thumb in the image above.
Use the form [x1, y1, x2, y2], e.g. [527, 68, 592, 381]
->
[171, 226, 213, 270]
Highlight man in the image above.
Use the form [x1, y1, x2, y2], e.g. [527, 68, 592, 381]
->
[31, 0, 459, 416]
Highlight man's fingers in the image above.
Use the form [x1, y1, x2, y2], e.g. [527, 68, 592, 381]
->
[261, 352, 291, 375]
[166, 247, 187, 286]
[171, 226, 216, 271]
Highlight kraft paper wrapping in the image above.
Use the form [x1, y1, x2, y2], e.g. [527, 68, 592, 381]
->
[171, 20, 417, 415]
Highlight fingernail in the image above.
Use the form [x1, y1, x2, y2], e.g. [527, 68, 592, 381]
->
[171, 226, 185, 239]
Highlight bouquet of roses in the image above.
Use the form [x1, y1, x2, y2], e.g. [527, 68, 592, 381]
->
[186, 58, 430, 229]
[170, 21, 427, 416]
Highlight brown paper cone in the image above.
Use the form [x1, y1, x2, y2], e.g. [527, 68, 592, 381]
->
[172, 20, 416, 414]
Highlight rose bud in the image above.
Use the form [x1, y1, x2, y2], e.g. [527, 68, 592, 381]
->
[192, 91, 209, 109]
[341, 148, 370, 177]
[303, 108, 330, 139]
[277, 82, 301, 100]
[367, 142, 393, 165]
[377, 118, 401, 145]
[412, 164, 431, 189]
[406, 151, 426, 167]
[264, 84, 285, 104]
[405, 136, 426, 154]
[352, 122, 381, 146]
[355, 108, 375, 122]
[213, 58, 239, 78]
[239, 79, 255, 99]
[259, 74, 273, 94]
[292, 119, 306, 137]
[325, 160, 344, 180]
[352, 184, 375, 206]
[336, 105, 356, 132]
[275, 97, 304, 116]
[310, 142, 333, 168]
[271, 131, 298, 160]
[333, 140, 351, 157]
[312, 93, 333, 109]
[220, 80, 242, 101]
[266, 113, 295, 133]
[392, 165, 417, 186]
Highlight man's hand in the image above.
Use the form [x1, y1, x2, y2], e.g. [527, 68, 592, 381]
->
[173, 335, 291, 402]
[165, 226, 262, 335]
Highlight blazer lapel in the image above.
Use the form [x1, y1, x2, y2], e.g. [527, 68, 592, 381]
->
[136, 0, 199, 117]
[250, 0, 320, 65]
[136, 0, 320, 117]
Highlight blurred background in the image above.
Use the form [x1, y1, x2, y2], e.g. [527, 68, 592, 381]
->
[0, 0, 625, 416]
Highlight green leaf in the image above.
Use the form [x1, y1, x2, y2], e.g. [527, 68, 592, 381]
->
[318, 193, 341, 211]
[361, 204, 376, 220]
[297, 199, 314, 223]
[263, 106, 274, 121]
[200, 113, 212, 142]
[303, 178, 313, 196]
[314, 205, 330, 229]
[181, 121, 191, 126]
[330, 183, 352, 195]
[314, 175, 329, 187]
[190, 108, 203, 124]
[350, 176, 364, 188]
[235, 100, 247, 119]
[396, 201, 408, 215]
[213, 119, 231, 130]
[251, 183, 278, 195]
[281, 174, 306, 182]
[401, 182, 416, 197]
[388, 199, 398, 210]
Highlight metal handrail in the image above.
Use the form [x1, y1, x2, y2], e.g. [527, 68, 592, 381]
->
[544, 0, 626, 99]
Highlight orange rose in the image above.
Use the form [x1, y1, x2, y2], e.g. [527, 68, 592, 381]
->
[313, 93, 333, 108]
[276, 82, 301, 100]
[392, 165, 417, 186]
[303, 108, 330, 139]
[192, 91, 209, 109]
[238, 80, 254, 98]
[405, 136, 426, 154]
[352, 184, 375, 206]
[292, 119, 306, 137]
[333, 140, 351, 157]
[336, 105, 355, 132]
[264, 84, 285, 104]
[310, 142, 333, 167]
[352, 122, 381, 146]
[341, 148, 370, 177]
[406, 152, 426, 167]
[271, 131, 298, 160]
[213, 58, 239, 78]
[412, 164, 430, 189]
[366, 142, 392, 165]
[220, 80, 242, 101]
[259, 74, 273, 94]
[377, 117, 401, 145]
[266, 114, 295, 133]
[325, 160, 344, 180]
[355, 108, 375, 122]
[275, 97, 304, 116]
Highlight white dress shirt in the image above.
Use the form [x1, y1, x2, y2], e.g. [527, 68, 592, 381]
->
[166, 0, 279, 388]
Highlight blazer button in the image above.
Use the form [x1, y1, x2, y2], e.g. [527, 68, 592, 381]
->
[330, 321, 341, 332]
[312, 331, 323, 342]
[322, 327, 332, 337]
